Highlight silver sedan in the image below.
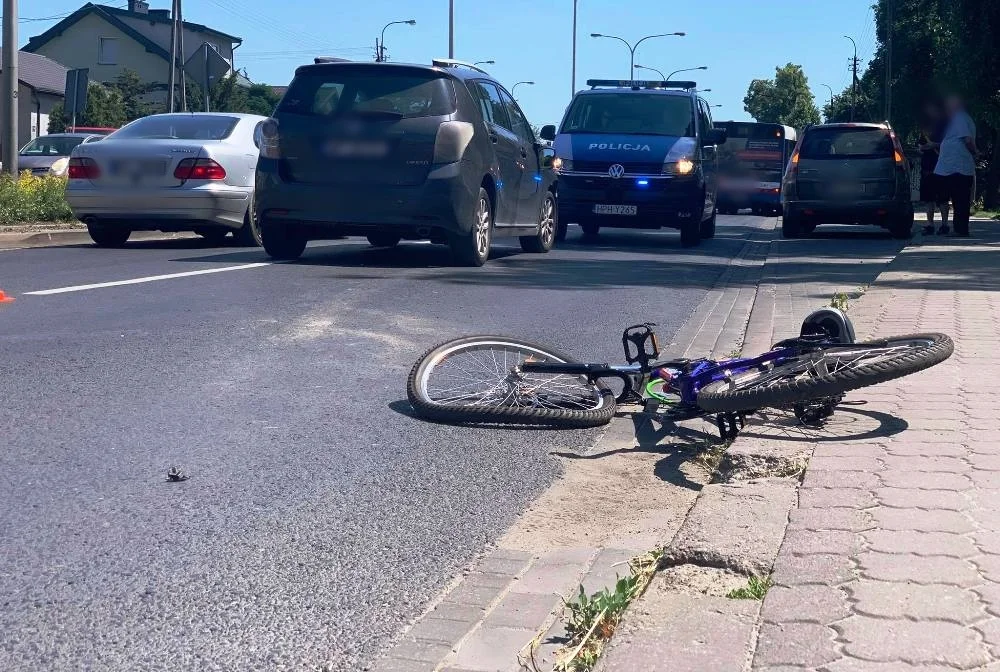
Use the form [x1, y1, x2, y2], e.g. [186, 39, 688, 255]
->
[65, 112, 267, 247]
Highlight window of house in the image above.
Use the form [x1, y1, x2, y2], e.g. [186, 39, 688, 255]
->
[98, 37, 119, 65]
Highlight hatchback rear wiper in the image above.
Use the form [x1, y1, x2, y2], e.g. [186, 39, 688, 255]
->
[340, 109, 405, 121]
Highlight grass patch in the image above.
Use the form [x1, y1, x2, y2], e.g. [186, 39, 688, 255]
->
[691, 438, 732, 475]
[521, 548, 662, 672]
[0, 173, 73, 225]
[829, 291, 850, 313]
[726, 575, 773, 600]
[973, 208, 1000, 220]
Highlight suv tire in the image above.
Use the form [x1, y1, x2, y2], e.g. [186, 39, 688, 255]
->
[520, 192, 556, 253]
[680, 218, 700, 247]
[261, 220, 307, 260]
[782, 210, 804, 238]
[87, 222, 131, 247]
[700, 208, 717, 239]
[367, 234, 401, 248]
[890, 211, 914, 240]
[451, 187, 492, 267]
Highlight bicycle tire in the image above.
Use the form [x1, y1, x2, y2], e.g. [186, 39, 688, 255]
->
[696, 333, 953, 414]
[407, 336, 617, 428]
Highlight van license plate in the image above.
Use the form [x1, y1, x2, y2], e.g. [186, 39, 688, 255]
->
[593, 204, 637, 216]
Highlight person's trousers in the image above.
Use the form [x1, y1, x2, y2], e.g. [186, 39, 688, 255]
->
[940, 173, 975, 235]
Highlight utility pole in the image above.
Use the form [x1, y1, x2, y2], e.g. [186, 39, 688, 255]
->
[203, 42, 210, 112]
[177, 0, 186, 111]
[448, 0, 454, 59]
[885, 0, 893, 122]
[844, 35, 858, 122]
[167, 0, 177, 112]
[1, 0, 17, 177]
[571, 0, 578, 97]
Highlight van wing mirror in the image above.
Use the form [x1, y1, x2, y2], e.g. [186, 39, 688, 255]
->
[703, 128, 727, 146]
[539, 124, 557, 142]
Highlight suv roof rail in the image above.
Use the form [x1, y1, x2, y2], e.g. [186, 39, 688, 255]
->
[431, 58, 490, 75]
[586, 79, 697, 91]
[313, 56, 353, 64]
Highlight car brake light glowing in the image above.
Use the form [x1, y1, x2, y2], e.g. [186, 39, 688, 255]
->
[68, 157, 100, 179]
[174, 158, 227, 180]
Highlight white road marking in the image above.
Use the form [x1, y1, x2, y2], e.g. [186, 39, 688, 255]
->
[25, 263, 272, 296]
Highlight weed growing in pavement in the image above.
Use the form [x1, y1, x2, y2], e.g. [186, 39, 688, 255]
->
[520, 548, 662, 672]
[691, 438, 732, 476]
[726, 574, 773, 600]
[830, 291, 851, 313]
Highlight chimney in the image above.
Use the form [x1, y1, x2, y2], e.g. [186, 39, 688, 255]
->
[128, 0, 150, 13]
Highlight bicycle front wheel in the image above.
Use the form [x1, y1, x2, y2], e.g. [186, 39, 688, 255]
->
[407, 336, 616, 428]
[697, 333, 953, 414]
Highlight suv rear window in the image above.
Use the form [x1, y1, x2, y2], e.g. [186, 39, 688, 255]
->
[561, 93, 694, 136]
[799, 127, 893, 159]
[279, 68, 456, 118]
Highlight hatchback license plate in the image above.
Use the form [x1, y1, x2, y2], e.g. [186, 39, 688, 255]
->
[593, 204, 637, 216]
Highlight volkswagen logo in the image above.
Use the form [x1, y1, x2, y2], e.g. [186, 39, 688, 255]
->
[608, 163, 625, 179]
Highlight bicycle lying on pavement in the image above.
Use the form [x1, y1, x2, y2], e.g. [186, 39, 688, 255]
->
[406, 309, 953, 439]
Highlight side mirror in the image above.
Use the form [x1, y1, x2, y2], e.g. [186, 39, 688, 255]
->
[540, 146, 555, 168]
[703, 128, 727, 146]
[539, 124, 557, 142]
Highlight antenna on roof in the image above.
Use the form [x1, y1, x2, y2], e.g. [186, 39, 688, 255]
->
[431, 58, 489, 75]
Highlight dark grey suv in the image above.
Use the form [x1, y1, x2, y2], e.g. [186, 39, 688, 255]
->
[781, 122, 914, 239]
[255, 59, 558, 266]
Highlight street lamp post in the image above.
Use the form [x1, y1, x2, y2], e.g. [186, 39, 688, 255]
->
[590, 32, 685, 79]
[511, 81, 535, 98]
[666, 65, 708, 80]
[378, 19, 416, 62]
[571, 0, 578, 97]
[820, 83, 834, 120]
[633, 64, 665, 79]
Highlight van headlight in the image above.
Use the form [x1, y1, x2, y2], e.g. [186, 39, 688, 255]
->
[552, 157, 572, 172]
[662, 137, 697, 176]
[50, 157, 69, 176]
[675, 158, 695, 175]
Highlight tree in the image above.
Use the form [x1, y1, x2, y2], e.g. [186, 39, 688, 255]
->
[113, 69, 154, 122]
[47, 82, 128, 132]
[743, 63, 821, 130]
[181, 72, 281, 116]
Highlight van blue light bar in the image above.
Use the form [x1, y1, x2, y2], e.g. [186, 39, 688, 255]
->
[586, 79, 697, 90]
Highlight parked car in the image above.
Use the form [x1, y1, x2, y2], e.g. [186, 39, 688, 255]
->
[781, 122, 914, 239]
[18, 133, 102, 176]
[541, 79, 726, 246]
[65, 112, 267, 247]
[255, 58, 558, 266]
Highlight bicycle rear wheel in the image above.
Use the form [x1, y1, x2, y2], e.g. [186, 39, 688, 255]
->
[407, 336, 616, 428]
[696, 333, 953, 414]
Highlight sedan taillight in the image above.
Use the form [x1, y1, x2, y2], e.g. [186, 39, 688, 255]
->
[174, 158, 227, 180]
[68, 157, 100, 179]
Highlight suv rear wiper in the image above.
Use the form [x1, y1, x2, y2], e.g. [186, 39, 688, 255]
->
[340, 109, 405, 121]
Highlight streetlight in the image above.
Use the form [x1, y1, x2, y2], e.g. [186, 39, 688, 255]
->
[666, 65, 708, 80]
[820, 83, 834, 119]
[633, 64, 665, 79]
[590, 32, 685, 79]
[377, 19, 416, 62]
[512, 81, 535, 97]
[474, 60, 495, 66]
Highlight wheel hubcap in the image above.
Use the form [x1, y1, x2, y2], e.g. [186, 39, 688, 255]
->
[475, 196, 491, 257]
[539, 198, 554, 245]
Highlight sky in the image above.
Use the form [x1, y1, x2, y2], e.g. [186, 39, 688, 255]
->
[21, 0, 880, 126]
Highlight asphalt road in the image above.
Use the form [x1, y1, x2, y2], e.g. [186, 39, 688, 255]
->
[0, 218, 758, 671]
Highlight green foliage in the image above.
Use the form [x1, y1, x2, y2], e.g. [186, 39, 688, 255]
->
[830, 292, 851, 313]
[743, 63, 822, 130]
[182, 72, 281, 116]
[0, 173, 73, 224]
[47, 80, 130, 132]
[727, 575, 773, 600]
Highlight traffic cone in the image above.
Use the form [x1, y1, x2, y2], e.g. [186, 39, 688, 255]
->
[0, 290, 15, 303]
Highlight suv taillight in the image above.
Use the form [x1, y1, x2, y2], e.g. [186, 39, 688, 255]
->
[257, 118, 280, 159]
[174, 158, 227, 180]
[68, 157, 100, 179]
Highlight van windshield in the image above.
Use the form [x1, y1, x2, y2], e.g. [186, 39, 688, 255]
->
[561, 93, 694, 136]
[279, 68, 456, 118]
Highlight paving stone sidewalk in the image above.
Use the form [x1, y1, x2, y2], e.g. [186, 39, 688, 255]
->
[753, 225, 1000, 669]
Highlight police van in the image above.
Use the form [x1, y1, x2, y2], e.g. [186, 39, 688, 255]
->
[539, 80, 726, 246]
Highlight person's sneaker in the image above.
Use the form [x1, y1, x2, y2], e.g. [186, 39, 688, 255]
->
[937, 225, 950, 235]
[922, 224, 936, 235]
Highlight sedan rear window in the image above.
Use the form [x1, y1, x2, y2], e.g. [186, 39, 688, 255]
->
[279, 69, 456, 118]
[561, 93, 694, 137]
[799, 127, 893, 159]
[112, 115, 239, 140]
[20, 136, 85, 155]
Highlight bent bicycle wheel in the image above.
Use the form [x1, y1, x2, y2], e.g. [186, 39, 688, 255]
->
[697, 333, 953, 414]
[407, 336, 616, 428]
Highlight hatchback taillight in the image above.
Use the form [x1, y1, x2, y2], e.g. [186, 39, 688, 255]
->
[174, 158, 227, 180]
[68, 157, 100, 179]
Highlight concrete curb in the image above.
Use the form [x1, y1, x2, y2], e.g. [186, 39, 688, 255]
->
[0, 229, 197, 250]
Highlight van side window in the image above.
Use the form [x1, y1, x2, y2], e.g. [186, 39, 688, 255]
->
[697, 99, 712, 136]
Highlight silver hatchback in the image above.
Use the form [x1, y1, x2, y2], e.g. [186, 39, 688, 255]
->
[65, 112, 267, 247]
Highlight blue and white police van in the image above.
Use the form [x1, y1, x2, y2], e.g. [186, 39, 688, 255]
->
[539, 80, 726, 246]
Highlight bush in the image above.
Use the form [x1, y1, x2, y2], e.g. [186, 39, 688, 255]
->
[0, 173, 74, 224]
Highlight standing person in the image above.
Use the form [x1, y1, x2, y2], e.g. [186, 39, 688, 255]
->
[933, 94, 978, 237]
[919, 100, 950, 235]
